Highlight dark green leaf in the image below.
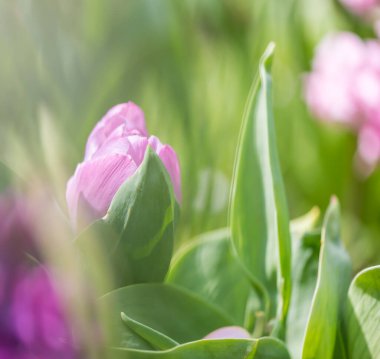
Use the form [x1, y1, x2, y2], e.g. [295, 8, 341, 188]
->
[346, 265, 380, 358]
[167, 228, 259, 327]
[229, 43, 291, 331]
[99, 283, 232, 350]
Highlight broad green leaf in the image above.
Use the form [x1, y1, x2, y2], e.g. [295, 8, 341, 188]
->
[301, 198, 351, 359]
[99, 283, 232, 350]
[167, 228, 260, 327]
[346, 265, 380, 358]
[229, 42, 291, 330]
[77, 147, 176, 288]
[109, 337, 290, 359]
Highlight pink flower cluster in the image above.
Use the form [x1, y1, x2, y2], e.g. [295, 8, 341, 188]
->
[66, 102, 181, 226]
[340, 0, 380, 15]
[304, 32, 380, 171]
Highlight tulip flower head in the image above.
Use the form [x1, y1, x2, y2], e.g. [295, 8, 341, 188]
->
[304, 32, 380, 173]
[66, 102, 181, 227]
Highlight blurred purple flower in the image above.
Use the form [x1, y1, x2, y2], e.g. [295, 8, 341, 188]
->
[204, 326, 251, 340]
[304, 32, 380, 172]
[0, 194, 77, 359]
[66, 102, 181, 227]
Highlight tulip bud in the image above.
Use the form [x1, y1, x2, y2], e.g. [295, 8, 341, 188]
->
[66, 102, 181, 227]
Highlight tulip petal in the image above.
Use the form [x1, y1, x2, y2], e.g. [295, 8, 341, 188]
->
[66, 154, 137, 225]
[91, 135, 149, 169]
[124, 135, 149, 166]
[85, 102, 147, 160]
[149, 136, 182, 203]
[204, 326, 251, 340]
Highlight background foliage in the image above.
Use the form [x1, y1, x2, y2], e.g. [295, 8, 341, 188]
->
[1, 0, 380, 270]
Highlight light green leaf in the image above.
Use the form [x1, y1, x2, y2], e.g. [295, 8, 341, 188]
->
[229, 42, 291, 331]
[99, 283, 232, 350]
[167, 228, 260, 327]
[286, 228, 320, 358]
[346, 265, 380, 358]
[109, 337, 290, 359]
[285, 207, 321, 358]
[77, 147, 176, 288]
[301, 198, 351, 359]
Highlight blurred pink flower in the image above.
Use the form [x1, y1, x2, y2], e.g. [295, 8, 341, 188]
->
[340, 0, 379, 15]
[66, 102, 181, 227]
[204, 326, 251, 340]
[304, 32, 380, 171]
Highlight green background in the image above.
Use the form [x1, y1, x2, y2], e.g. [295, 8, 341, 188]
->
[1, 0, 380, 270]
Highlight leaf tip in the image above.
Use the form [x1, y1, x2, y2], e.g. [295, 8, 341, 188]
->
[260, 42, 276, 70]
[120, 311, 128, 322]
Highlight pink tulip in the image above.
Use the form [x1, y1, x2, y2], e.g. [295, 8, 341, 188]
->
[304, 32, 380, 171]
[66, 102, 181, 227]
[204, 326, 251, 340]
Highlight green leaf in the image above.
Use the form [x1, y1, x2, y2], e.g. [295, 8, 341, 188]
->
[229, 42, 291, 330]
[286, 207, 320, 358]
[286, 227, 321, 358]
[346, 265, 380, 358]
[167, 228, 260, 327]
[109, 337, 290, 359]
[77, 147, 176, 288]
[99, 283, 232, 350]
[301, 198, 351, 359]
[120, 312, 179, 350]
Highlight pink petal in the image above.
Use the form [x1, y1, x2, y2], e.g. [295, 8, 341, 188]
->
[313, 32, 365, 74]
[125, 135, 149, 166]
[204, 326, 251, 340]
[358, 125, 380, 167]
[304, 72, 357, 124]
[85, 102, 148, 160]
[66, 154, 137, 225]
[148, 136, 182, 203]
[353, 67, 380, 113]
[148, 135, 164, 153]
[90, 135, 149, 167]
[156, 144, 182, 204]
